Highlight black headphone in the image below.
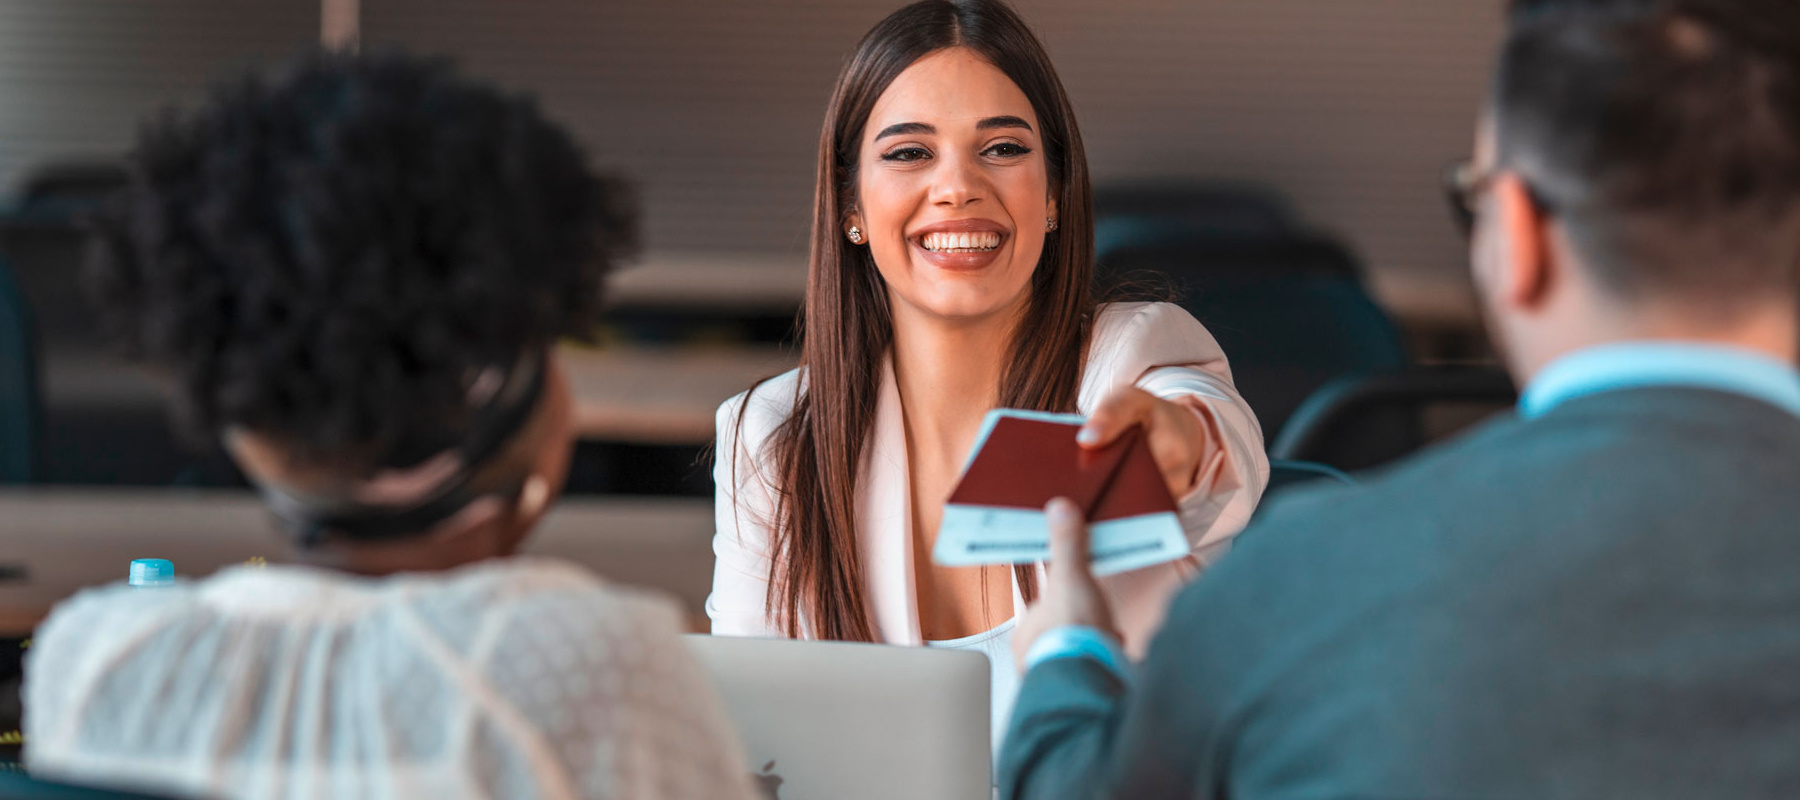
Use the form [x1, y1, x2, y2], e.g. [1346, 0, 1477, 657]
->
[254, 350, 548, 549]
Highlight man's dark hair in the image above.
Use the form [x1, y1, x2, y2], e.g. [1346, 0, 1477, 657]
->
[1497, 0, 1800, 303]
[89, 49, 634, 468]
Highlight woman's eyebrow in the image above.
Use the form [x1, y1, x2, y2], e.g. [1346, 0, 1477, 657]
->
[874, 116, 1032, 140]
[977, 115, 1033, 132]
[875, 121, 935, 140]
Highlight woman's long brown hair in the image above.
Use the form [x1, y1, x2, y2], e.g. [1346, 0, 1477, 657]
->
[740, 0, 1097, 641]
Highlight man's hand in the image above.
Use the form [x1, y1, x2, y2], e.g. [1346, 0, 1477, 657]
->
[1078, 386, 1214, 498]
[1013, 498, 1121, 669]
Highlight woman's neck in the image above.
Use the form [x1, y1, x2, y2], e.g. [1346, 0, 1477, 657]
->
[889, 302, 1020, 460]
[889, 298, 1026, 642]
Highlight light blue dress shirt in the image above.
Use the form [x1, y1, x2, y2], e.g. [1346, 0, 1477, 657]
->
[1519, 341, 1800, 420]
[1029, 340, 1800, 681]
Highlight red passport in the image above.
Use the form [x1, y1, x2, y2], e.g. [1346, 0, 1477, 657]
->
[934, 410, 1187, 575]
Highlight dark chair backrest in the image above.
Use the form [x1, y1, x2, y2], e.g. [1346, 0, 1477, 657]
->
[0, 217, 104, 349]
[1271, 366, 1518, 472]
[0, 254, 41, 484]
[0, 202, 245, 489]
[1099, 236, 1412, 452]
[2, 160, 128, 349]
[1093, 180, 1299, 261]
[0, 771, 191, 800]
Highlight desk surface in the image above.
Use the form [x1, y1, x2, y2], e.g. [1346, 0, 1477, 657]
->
[0, 490, 717, 638]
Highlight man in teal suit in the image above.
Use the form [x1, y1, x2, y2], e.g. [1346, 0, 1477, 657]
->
[1002, 1, 1800, 797]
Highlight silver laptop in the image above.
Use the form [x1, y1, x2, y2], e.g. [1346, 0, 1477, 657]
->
[683, 635, 991, 800]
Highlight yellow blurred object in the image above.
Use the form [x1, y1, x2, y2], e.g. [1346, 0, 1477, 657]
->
[0, 730, 22, 745]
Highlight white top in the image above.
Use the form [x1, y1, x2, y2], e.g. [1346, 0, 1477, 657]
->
[711, 302, 1269, 651]
[924, 620, 1017, 761]
[24, 558, 760, 800]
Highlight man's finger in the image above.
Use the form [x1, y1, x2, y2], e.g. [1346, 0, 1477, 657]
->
[1045, 497, 1094, 581]
[1078, 387, 1153, 449]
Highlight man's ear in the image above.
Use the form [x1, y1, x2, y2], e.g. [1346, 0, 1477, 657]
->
[1491, 173, 1555, 313]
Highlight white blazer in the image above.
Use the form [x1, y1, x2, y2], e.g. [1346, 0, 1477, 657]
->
[709, 302, 1269, 656]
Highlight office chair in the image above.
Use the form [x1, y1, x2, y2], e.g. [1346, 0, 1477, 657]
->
[1098, 235, 1413, 451]
[0, 204, 244, 489]
[2, 161, 128, 348]
[1271, 365, 1518, 471]
[1093, 180, 1299, 261]
[0, 254, 40, 484]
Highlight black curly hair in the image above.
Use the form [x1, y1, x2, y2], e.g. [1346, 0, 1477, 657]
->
[88, 49, 634, 470]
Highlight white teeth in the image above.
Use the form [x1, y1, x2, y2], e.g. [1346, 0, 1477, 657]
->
[920, 231, 1002, 252]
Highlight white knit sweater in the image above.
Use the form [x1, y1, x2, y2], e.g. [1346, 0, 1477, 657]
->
[24, 557, 757, 800]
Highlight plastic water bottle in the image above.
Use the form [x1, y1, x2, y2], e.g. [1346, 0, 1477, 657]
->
[128, 558, 176, 588]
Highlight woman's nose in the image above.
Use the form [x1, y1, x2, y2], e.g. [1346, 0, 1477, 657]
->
[927, 152, 987, 208]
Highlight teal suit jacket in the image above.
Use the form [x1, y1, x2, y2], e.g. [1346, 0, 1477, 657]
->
[1001, 387, 1800, 799]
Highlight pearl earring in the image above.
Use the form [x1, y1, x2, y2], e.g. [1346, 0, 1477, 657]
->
[1046, 217, 1058, 232]
[847, 226, 864, 244]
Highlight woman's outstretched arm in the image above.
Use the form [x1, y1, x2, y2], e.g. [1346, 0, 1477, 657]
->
[1080, 302, 1270, 553]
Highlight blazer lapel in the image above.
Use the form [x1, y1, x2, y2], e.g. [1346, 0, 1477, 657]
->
[859, 354, 924, 645]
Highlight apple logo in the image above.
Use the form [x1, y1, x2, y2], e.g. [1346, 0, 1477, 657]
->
[754, 760, 783, 800]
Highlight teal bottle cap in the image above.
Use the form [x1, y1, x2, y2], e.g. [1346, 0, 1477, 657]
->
[129, 558, 176, 587]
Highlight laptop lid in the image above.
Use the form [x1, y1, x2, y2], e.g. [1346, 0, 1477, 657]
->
[683, 635, 991, 800]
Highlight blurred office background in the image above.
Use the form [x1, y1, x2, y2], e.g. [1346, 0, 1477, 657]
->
[0, 0, 1507, 479]
[4, 0, 1496, 316]
[0, 0, 1517, 737]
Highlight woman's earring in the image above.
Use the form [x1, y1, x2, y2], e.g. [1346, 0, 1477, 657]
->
[519, 474, 549, 519]
[1046, 217, 1058, 232]
[847, 226, 864, 244]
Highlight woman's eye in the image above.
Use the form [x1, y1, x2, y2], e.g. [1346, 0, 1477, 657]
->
[983, 142, 1033, 158]
[881, 147, 931, 162]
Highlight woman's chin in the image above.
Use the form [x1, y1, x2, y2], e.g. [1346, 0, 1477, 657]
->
[882, 258, 1035, 326]
[898, 290, 1031, 326]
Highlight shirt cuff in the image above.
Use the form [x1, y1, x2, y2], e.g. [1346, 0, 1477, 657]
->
[1023, 625, 1131, 681]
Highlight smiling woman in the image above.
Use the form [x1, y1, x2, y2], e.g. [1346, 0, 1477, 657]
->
[857, 49, 1053, 320]
[710, 0, 1270, 748]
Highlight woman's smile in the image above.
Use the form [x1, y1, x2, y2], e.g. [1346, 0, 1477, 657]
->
[920, 231, 1001, 252]
[910, 218, 1012, 270]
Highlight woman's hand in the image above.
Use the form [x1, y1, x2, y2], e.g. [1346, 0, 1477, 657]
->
[1077, 386, 1214, 499]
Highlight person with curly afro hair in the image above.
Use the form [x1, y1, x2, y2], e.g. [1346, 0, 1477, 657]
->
[22, 49, 760, 800]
